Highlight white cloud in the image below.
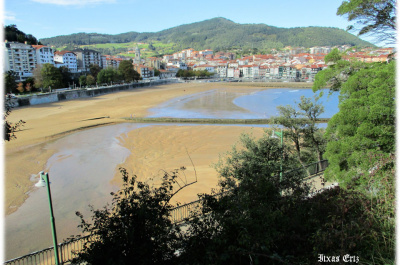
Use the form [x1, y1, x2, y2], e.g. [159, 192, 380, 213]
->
[4, 11, 18, 21]
[30, 0, 116, 6]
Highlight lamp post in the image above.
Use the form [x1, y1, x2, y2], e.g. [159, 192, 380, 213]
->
[271, 129, 283, 183]
[35, 171, 60, 265]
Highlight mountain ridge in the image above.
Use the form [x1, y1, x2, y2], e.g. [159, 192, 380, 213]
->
[40, 17, 373, 51]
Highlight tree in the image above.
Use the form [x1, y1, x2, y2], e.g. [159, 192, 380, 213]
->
[16, 82, 24, 93]
[179, 132, 394, 264]
[89, 64, 102, 80]
[324, 47, 342, 64]
[25, 83, 32, 93]
[4, 97, 25, 141]
[97, 68, 122, 85]
[320, 61, 395, 187]
[24, 77, 35, 93]
[337, 0, 396, 45]
[273, 105, 308, 168]
[4, 70, 17, 94]
[71, 168, 190, 265]
[179, 134, 313, 264]
[118, 60, 139, 82]
[79, 75, 87, 87]
[59, 66, 73, 88]
[32, 65, 44, 90]
[86, 75, 95, 86]
[41, 63, 63, 90]
[297, 95, 327, 164]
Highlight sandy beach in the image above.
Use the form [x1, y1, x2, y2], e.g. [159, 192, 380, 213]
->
[5, 82, 281, 215]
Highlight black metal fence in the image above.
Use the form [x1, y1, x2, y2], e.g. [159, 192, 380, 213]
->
[5, 160, 329, 265]
[4, 235, 91, 265]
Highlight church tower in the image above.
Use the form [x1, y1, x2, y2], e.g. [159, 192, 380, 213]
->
[134, 45, 141, 64]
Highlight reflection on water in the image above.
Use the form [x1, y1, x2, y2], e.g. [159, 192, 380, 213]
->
[149, 88, 339, 119]
[149, 90, 253, 118]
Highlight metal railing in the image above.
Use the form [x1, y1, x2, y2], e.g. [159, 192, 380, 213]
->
[5, 160, 328, 265]
[4, 235, 91, 265]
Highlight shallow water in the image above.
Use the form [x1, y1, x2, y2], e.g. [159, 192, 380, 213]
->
[149, 88, 339, 119]
[6, 87, 339, 260]
[5, 123, 150, 259]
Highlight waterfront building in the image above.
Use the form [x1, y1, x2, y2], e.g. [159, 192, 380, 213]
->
[32, 45, 55, 65]
[54, 51, 78, 72]
[72, 48, 102, 72]
[4, 41, 37, 81]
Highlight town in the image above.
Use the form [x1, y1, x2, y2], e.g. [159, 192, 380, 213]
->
[4, 40, 394, 87]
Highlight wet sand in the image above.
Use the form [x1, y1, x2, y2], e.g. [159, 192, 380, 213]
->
[5, 82, 271, 215]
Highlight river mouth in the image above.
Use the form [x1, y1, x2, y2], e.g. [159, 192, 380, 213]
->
[5, 87, 339, 260]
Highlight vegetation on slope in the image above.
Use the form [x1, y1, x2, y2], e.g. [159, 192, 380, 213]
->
[40, 17, 373, 53]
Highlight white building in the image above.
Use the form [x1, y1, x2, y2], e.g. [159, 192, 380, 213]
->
[4, 41, 37, 81]
[199, 49, 213, 56]
[54, 51, 78, 73]
[32, 45, 55, 65]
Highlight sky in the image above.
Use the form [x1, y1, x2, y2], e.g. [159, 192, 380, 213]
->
[2, 0, 382, 46]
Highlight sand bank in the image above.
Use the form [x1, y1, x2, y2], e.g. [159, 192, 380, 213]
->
[5, 82, 274, 215]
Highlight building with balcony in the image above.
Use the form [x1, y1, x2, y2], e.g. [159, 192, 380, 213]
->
[54, 51, 78, 73]
[32, 45, 55, 65]
[72, 48, 102, 72]
[4, 41, 37, 81]
[134, 64, 154, 79]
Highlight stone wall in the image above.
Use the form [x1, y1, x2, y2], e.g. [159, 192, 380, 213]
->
[11, 79, 178, 108]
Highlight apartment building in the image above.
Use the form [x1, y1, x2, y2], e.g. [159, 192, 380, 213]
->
[54, 51, 78, 73]
[4, 41, 37, 81]
[134, 64, 154, 79]
[72, 48, 102, 72]
[32, 45, 55, 65]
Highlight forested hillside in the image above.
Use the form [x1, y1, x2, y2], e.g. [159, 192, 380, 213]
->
[41, 17, 372, 51]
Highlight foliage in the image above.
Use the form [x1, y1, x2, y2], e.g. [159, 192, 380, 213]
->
[86, 75, 96, 86]
[59, 66, 73, 88]
[97, 67, 123, 85]
[71, 168, 187, 265]
[40, 18, 373, 52]
[316, 61, 395, 187]
[324, 47, 343, 64]
[41, 63, 64, 90]
[4, 70, 17, 94]
[179, 133, 311, 264]
[4, 24, 41, 45]
[337, 0, 396, 45]
[79, 75, 86, 87]
[178, 132, 394, 264]
[4, 97, 25, 141]
[176, 69, 213, 78]
[272, 95, 326, 166]
[89, 64, 102, 79]
[313, 54, 368, 92]
[16, 83, 24, 93]
[24, 77, 35, 92]
[32, 65, 44, 89]
[118, 60, 140, 82]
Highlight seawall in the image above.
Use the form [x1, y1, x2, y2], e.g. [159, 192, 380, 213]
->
[10, 79, 178, 108]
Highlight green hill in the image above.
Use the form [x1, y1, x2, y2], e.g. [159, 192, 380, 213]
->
[40, 17, 373, 52]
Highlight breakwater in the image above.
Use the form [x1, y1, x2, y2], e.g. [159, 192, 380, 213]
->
[125, 117, 330, 124]
[10, 79, 178, 108]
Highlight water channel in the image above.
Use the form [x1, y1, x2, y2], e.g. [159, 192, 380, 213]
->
[5, 88, 339, 260]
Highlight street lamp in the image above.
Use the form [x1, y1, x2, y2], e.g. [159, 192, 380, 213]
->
[271, 129, 283, 183]
[35, 171, 60, 265]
